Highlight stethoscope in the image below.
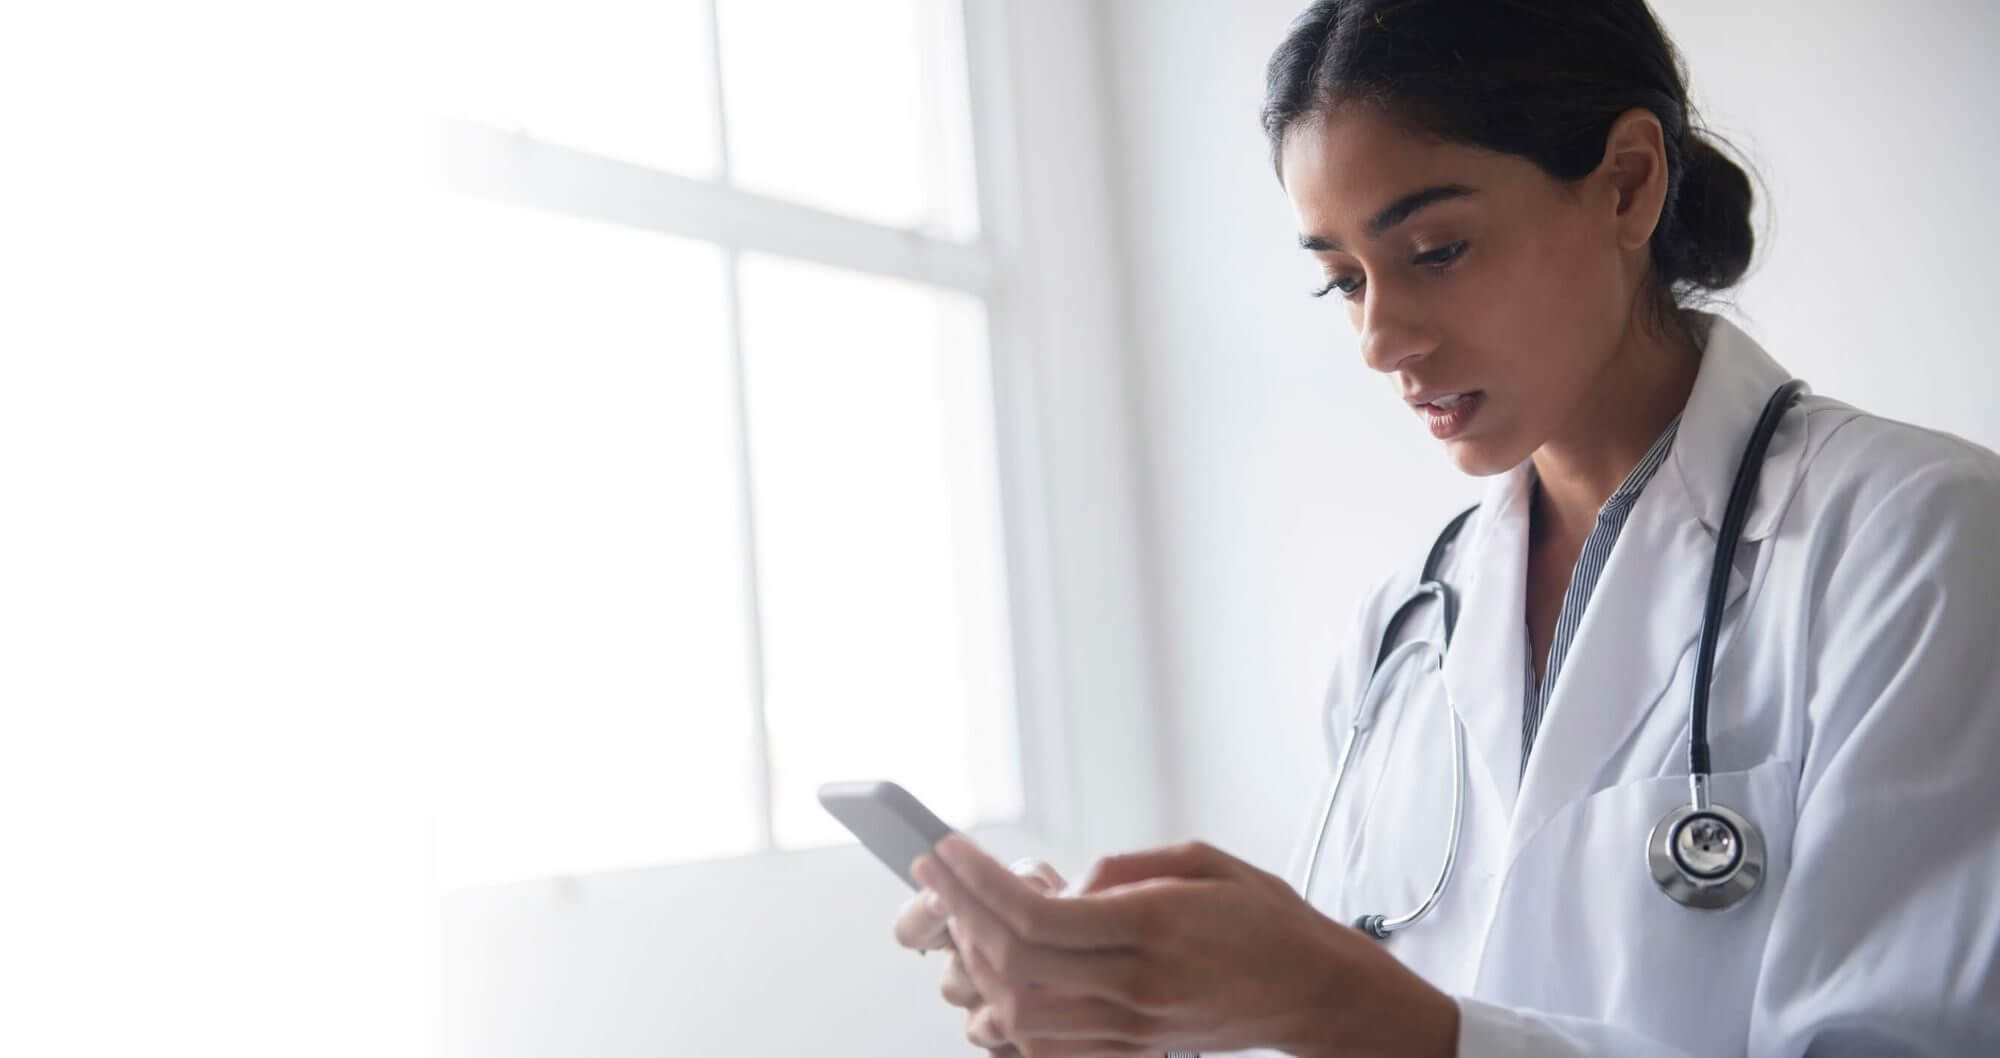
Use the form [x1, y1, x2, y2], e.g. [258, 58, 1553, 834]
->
[1301, 380, 1806, 939]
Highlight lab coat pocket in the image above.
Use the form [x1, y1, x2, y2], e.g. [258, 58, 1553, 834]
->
[1475, 757, 1799, 1056]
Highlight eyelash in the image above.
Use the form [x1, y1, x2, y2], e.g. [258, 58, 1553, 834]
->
[1311, 240, 1468, 301]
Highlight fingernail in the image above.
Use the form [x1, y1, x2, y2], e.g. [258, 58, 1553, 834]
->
[925, 890, 944, 913]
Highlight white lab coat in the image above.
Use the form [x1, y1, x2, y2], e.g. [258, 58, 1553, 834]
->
[1258, 312, 2000, 1056]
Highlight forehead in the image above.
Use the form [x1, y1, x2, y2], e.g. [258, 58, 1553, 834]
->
[1279, 106, 1519, 234]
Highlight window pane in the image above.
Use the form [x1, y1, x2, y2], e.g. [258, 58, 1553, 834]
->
[424, 194, 758, 888]
[717, 0, 980, 239]
[428, 0, 720, 178]
[737, 254, 1020, 848]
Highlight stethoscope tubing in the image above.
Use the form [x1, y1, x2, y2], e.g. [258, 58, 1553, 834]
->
[1299, 381, 1805, 934]
[1303, 628, 1465, 937]
[1687, 379, 1807, 781]
[1358, 704, 1465, 939]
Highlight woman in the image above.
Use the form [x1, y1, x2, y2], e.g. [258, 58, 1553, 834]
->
[894, 1, 2000, 1054]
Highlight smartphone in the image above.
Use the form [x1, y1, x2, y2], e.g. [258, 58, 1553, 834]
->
[817, 780, 957, 889]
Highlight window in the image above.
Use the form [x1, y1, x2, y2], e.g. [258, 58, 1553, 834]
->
[424, 0, 1024, 889]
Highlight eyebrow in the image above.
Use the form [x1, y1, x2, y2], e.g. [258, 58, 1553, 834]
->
[1297, 184, 1477, 252]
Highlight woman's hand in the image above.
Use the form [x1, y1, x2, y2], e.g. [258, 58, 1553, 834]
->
[910, 835, 1459, 1058]
[894, 853, 1072, 1056]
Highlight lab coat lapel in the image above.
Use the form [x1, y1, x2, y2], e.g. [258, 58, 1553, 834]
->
[1506, 471, 1737, 846]
[1439, 464, 1536, 817]
[1506, 310, 1804, 845]
[1666, 313, 1815, 543]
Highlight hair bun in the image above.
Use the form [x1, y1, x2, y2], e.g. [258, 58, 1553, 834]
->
[1664, 134, 1755, 292]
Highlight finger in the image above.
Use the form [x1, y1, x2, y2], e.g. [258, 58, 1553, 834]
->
[1011, 857, 1065, 893]
[945, 909, 1008, 1009]
[939, 949, 981, 1009]
[1013, 1039, 1155, 1057]
[971, 992, 1158, 1045]
[941, 907, 1159, 1016]
[966, 1007, 1005, 1050]
[962, 976, 1009, 1049]
[947, 913, 1153, 1053]
[927, 857, 1154, 1002]
[947, 911, 1065, 1042]
[893, 886, 953, 952]
[1073, 841, 1240, 896]
[932, 836, 1147, 949]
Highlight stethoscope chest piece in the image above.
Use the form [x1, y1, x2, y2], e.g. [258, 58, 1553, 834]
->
[1647, 798, 1765, 910]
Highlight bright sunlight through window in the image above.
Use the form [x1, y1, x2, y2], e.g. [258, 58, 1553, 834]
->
[425, 0, 1020, 889]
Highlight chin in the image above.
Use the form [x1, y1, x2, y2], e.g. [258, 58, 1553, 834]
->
[1443, 436, 1527, 477]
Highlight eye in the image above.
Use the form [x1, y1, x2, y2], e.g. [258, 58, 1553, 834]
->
[1416, 240, 1468, 267]
[1310, 276, 1362, 300]
[1309, 241, 1467, 302]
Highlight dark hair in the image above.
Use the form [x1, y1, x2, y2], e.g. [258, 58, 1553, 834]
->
[1261, 0, 1757, 326]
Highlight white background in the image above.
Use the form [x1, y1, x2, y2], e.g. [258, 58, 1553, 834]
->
[3, 1, 1995, 1056]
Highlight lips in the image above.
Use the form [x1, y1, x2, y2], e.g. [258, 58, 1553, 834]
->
[1411, 390, 1484, 440]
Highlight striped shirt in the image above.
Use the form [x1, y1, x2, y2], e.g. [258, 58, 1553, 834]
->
[1520, 415, 1681, 775]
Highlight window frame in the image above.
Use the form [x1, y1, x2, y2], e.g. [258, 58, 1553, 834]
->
[423, 0, 1147, 879]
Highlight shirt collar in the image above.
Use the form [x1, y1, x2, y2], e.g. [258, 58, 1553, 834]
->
[1527, 411, 1682, 519]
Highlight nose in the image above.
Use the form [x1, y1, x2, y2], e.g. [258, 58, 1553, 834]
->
[1356, 286, 1439, 376]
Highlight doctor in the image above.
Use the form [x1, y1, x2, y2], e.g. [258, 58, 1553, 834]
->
[896, 1, 2000, 1055]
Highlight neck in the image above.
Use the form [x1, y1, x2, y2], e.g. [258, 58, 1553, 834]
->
[1530, 309, 1702, 544]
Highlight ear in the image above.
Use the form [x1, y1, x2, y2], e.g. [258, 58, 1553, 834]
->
[1597, 107, 1671, 252]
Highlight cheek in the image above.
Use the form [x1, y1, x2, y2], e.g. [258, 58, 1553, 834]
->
[1544, 210, 1630, 329]
[1432, 233, 1577, 385]
[1430, 225, 1623, 472]
[1486, 224, 1623, 384]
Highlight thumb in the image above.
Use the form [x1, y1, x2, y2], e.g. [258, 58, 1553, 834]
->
[1009, 857, 1065, 894]
[1074, 840, 1238, 895]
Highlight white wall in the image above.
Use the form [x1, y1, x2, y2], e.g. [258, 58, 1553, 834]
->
[1096, 0, 1476, 873]
[1097, 0, 2000, 873]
